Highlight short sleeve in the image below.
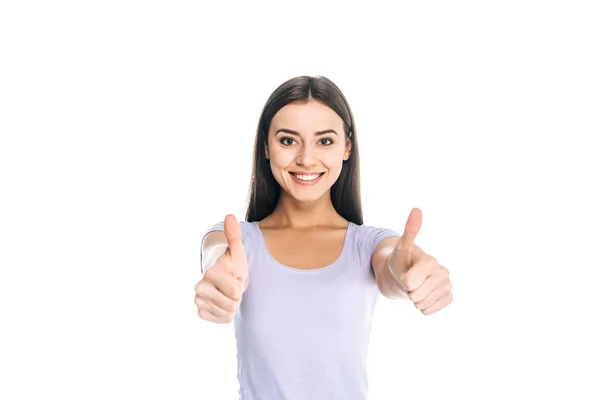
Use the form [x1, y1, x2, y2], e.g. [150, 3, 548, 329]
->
[200, 220, 250, 275]
[357, 224, 401, 268]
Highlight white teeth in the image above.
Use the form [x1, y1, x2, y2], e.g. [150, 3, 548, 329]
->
[293, 173, 321, 181]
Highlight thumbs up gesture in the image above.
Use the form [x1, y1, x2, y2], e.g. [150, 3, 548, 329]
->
[195, 214, 249, 324]
[222, 214, 250, 286]
[387, 208, 453, 315]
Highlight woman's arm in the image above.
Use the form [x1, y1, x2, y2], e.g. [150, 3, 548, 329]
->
[371, 236, 409, 300]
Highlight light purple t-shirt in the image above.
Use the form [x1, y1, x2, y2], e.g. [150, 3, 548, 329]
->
[200, 219, 400, 400]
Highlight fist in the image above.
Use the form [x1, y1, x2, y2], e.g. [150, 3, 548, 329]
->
[388, 208, 453, 315]
[194, 214, 249, 324]
[401, 253, 452, 315]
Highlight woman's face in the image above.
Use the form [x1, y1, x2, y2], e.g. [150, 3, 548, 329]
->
[266, 100, 351, 203]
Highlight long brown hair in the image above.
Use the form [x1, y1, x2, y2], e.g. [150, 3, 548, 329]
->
[244, 75, 363, 225]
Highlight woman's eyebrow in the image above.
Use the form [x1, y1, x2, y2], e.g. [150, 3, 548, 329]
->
[275, 128, 338, 136]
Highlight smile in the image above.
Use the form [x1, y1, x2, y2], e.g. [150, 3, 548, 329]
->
[289, 172, 325, 186]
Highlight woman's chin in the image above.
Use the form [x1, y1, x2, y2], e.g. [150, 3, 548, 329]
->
[286, 188, 331, 203]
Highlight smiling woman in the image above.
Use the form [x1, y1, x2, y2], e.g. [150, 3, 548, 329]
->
[194, 75, 453, 400]
[264, 100, 351, 204]
[245, 79, 362, 225]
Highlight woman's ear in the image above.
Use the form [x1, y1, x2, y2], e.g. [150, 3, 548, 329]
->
[265, 145, 269, 160]
[344, 138, 352, 160]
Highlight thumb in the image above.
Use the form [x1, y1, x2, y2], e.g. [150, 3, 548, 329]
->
[388, 208, 422, 282]
[400, 207, 422, 253]
[223, 214, 248, 279]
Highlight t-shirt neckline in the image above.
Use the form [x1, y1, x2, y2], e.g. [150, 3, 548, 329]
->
[253, 220, 354, 273]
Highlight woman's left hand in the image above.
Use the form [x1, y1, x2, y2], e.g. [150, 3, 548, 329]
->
[388, 208, 453, 315]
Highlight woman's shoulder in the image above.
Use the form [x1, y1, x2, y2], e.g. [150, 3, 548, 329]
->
[353, 222, 401, 247]
[354, 220, 399, 232]
[203, 218, 256, 239]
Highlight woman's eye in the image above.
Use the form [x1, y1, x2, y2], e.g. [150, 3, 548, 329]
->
[279, 137, 333, 146]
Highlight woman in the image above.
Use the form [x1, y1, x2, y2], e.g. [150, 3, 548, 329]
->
[194, 75, 453, 399]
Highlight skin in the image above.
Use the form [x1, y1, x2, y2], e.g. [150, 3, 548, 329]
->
[383, 207, 453, 314]
[262, 99, 352, 230]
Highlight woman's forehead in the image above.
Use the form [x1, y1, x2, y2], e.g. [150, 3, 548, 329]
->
[270, 101, 343, 133]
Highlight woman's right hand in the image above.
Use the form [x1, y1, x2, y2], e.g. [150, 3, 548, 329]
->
[194, 215, 249, 324]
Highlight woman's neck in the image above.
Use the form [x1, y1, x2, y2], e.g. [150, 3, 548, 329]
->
[263, 191, 345, 230]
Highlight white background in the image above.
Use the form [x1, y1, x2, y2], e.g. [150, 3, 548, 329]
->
[1, 1, 599, 399]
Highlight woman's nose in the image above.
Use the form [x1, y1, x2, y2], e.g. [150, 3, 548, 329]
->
[296, 145, 318, 166]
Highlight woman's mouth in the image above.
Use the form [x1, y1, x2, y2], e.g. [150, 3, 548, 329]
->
[289, 172, 325, 186]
